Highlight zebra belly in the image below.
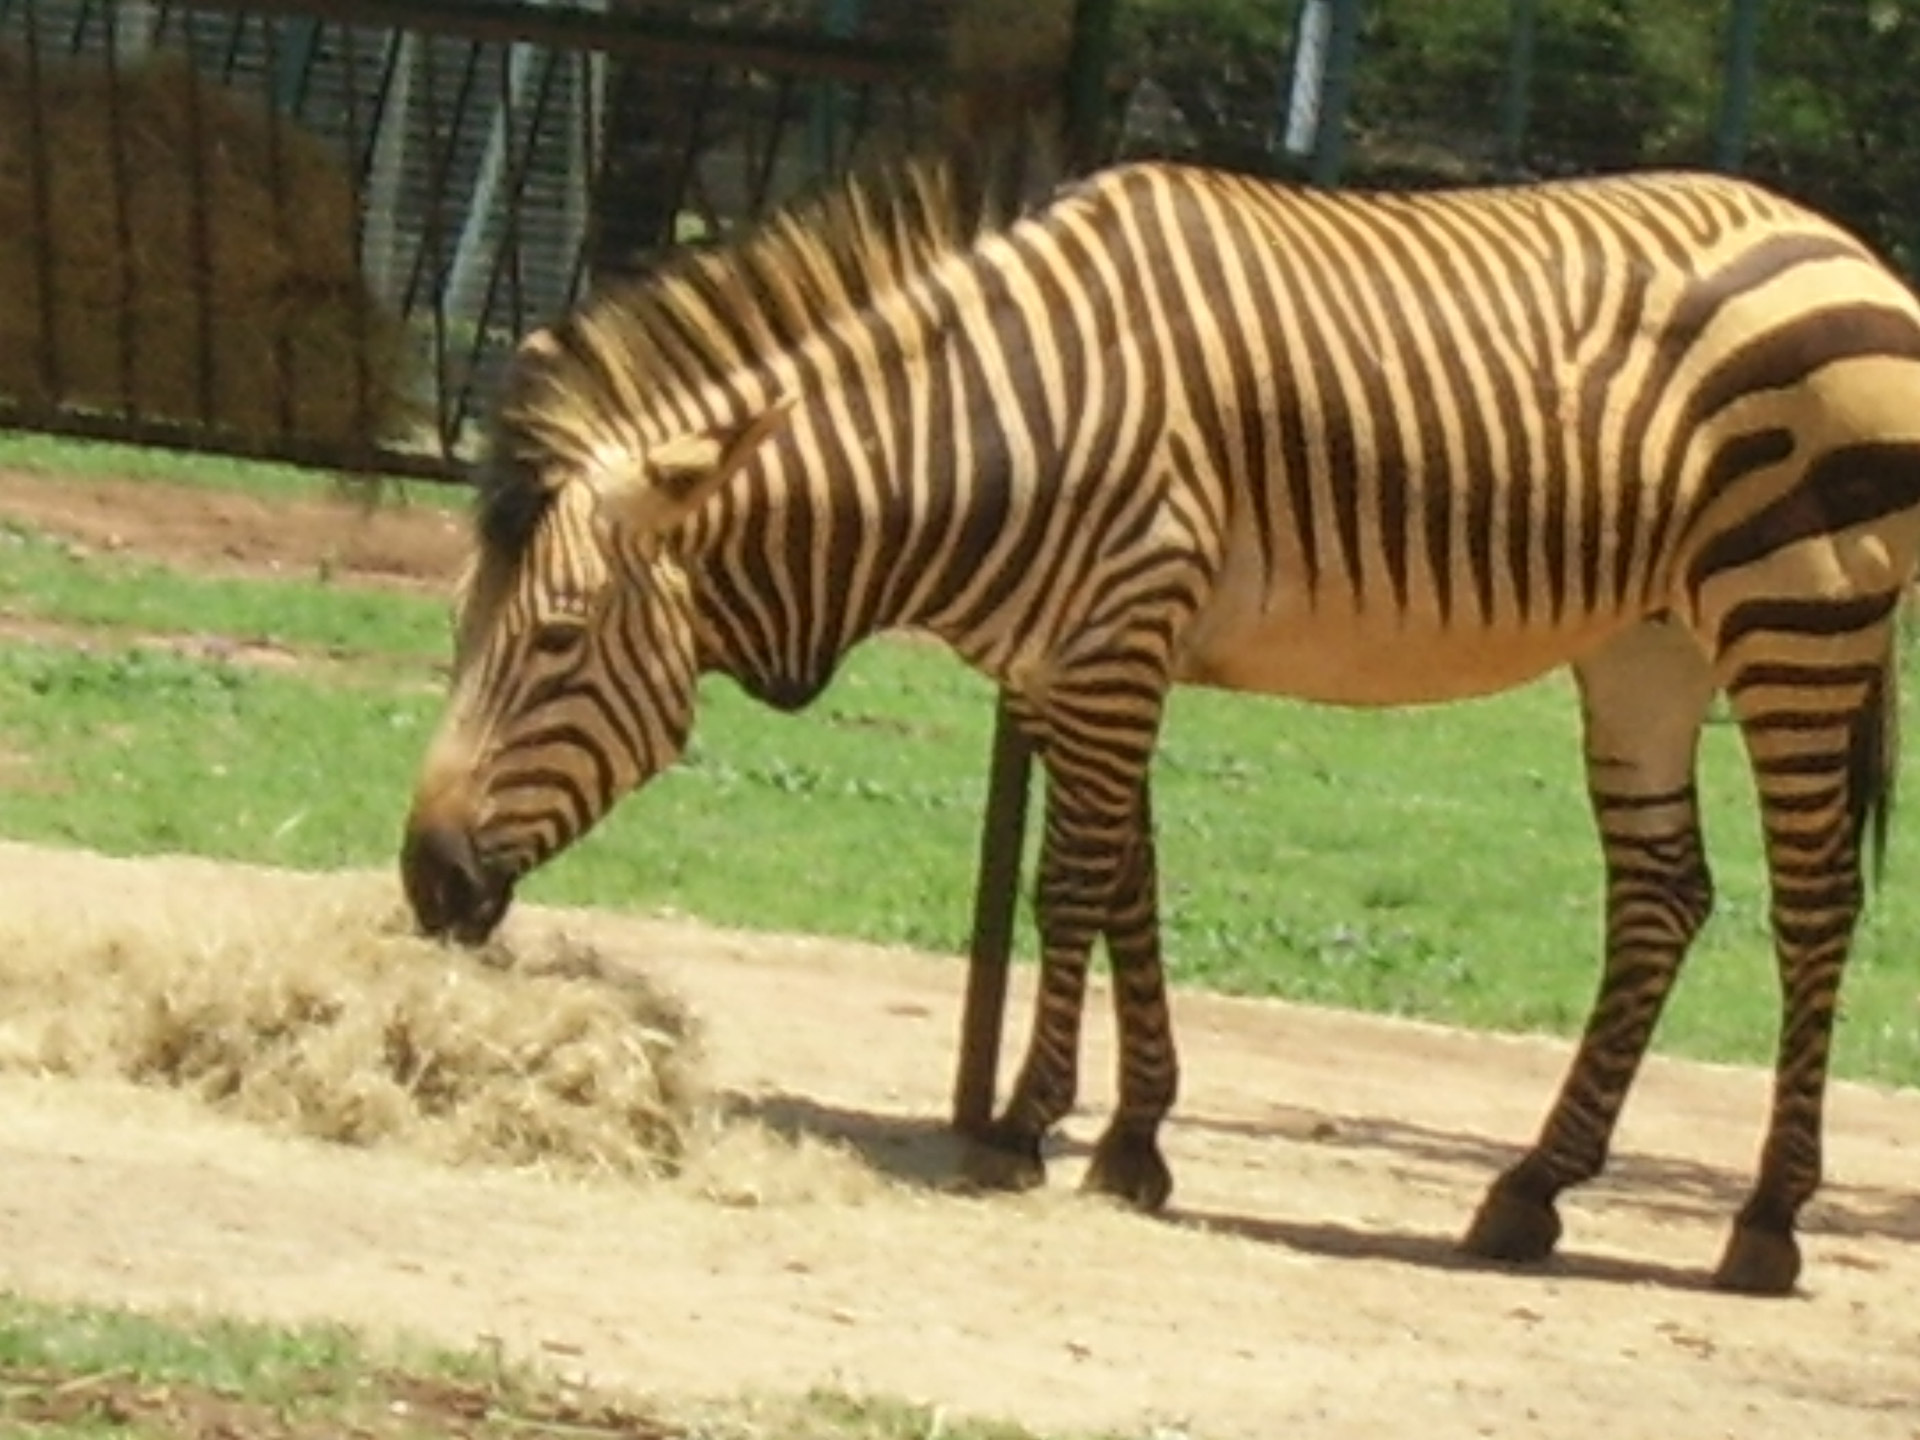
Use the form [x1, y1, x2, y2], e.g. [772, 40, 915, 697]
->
[1173, 597, 1629, 707]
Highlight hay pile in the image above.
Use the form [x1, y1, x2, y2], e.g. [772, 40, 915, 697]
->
[947, 0, 1075, 81]
[0, 49, 416, 445]
[0, 874, 703, 1180]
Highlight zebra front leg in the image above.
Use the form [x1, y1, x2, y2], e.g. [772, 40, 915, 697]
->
[1465, 620, 1717, 1266]
[961, 773, 1107, 1193]
[1711, 631, 1893, 1295]
[1080, 777, 1177, 1211]
[962, 719, 1158, 1198]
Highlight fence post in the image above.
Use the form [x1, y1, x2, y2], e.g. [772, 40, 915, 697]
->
[269, 18, 323, 114]
[808, 0, 863, 175]
[953, 696, 1033, 1135]
[1715, 0, 1765, 172]
[1309, 0, 1363, 187]
[951, 0, 1114, 1138]
[1064, 0, 1121, 171]
[1500, 0, 1538, 175]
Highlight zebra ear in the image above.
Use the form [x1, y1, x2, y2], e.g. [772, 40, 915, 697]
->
[588, 400, 792, 538]
[647, 400, 794, 525]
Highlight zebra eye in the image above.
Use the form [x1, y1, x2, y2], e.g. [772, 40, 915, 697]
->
[529, 619, 586, 657]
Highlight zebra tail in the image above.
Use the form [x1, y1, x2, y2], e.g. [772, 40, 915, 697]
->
[1850, 630, 1902, 891]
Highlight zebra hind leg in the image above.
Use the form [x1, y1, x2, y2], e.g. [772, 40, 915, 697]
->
[1080, 777, 1177, 1211]
[1463, 620, 1718, 1268]
[1710, 611, 1897, 1295]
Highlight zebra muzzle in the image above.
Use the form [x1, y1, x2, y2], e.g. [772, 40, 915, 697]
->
[400, 818, 515, 945]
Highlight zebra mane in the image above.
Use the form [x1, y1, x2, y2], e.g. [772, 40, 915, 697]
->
[474, 142, 1011, 562]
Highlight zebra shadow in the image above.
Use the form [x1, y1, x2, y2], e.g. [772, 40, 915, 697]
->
[721, 1092, 1720, 1290]
[715, 1091, 1919, 1285]
[1170, 1107, 1920, 1286]
[715, 1089, 1112, 1192]
[1183, 1108, 1920, 1245]
[1165, 1207, 1723, 1293]
[717, 1090, 980, 1190]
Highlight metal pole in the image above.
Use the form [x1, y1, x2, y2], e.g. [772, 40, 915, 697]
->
[953, 0, 1113, 1136]
[1063, 0, 1121, 171]
[1715, 0, 1765, 173]
[269, 16, 322, 114]
[1500, 0, 1538, 175]
[1309, 0, 1363, 187]
[809, 0, 863, 175]
[953, 694, 1034, 1135]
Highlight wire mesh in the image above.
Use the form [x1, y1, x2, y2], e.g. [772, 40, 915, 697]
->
[0, 0, 942, 479]
[6, 0, 1920, 480]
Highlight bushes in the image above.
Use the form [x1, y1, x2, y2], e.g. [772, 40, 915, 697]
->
[1107, 0, 1920, 271]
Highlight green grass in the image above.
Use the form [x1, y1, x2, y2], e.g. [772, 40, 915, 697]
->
[0, 431, 463, 513]
[0, 645, 431, 863]
[0, 524, 449, 662]
[0, 1293, 1085, 1439]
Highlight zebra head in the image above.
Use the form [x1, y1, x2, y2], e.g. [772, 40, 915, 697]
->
[400, 343, 790, 945]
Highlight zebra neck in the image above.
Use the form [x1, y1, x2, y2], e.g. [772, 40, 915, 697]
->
[679, 235, 1071, 709]
[683, 421, 1042, 711]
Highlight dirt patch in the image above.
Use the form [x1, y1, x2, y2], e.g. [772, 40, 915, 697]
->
[0, 612, 441, 685]
[0, 739, 65, 795]
[1, 1365, 676, 1440]
[0, 468, 469, 591]
[2, 841, 1919, 1440]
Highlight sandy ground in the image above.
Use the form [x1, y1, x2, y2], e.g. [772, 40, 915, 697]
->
[4, 846, 1920, 1440]
[1, 469, 1919, 1437]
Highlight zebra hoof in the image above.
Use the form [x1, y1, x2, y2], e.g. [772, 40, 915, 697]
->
[1082, 1126, 1173, 1213]
[1713, 1225, 1801, 1296]
[1461, 1179, 1563, 1265]
[959, 1123, 1047, 1194]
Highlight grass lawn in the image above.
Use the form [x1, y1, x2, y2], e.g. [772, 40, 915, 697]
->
[0, 442, 1915, 1088]
[0, 430, 462, 513]
[0, 524, 449, 661]
[0, 1293, 1069, 1439]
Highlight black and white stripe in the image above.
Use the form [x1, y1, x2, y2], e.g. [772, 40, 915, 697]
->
[404, 152, 1920, 1294]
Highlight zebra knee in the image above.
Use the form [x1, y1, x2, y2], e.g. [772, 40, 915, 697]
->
[1608, 827, 1713, 950]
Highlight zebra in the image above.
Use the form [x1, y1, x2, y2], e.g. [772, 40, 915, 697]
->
[401, 149, 1920, 1296]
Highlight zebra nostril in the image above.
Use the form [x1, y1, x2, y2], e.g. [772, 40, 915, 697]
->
[401, 819, 504, 942]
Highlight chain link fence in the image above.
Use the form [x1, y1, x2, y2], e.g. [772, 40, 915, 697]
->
[0, 0, 944, 476]
[1, 0, 1913, 476]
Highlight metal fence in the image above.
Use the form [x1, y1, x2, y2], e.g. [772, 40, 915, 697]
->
[1109, 1, 1920, 272]
[5, 0, 1910, 484]
[0, 0, 943, 479]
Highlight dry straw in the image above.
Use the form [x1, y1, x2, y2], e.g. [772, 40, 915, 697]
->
[0, 874, 704, 1180]
[0, 47, 416, 445]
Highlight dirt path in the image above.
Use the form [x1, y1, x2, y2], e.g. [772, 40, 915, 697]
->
[0, 468, 469, 590]
[2, 843, 1917, 1439]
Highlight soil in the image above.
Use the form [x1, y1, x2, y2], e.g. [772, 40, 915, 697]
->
[2, 467, 1920, 1440]
[0, 467, 469, 591]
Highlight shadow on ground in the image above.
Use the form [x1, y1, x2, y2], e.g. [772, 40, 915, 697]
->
[724, 1089, 1918, 1287]
[1168, 1204, 1724, 1293]
[1174, 1107, 1920, 1245]
[722, 1091, 978, 1190]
